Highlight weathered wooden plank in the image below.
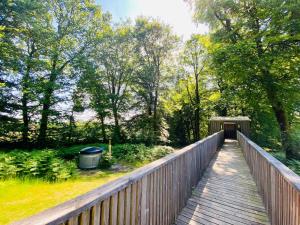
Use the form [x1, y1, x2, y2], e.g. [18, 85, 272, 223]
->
[100, 199, 109, 225]
[66, 216, 78, 225]
[238, 131, 300, 225]
[117, 190, 124, 225]
[91, 204, 101, 225]
[130, 182, 137, 225]
[124, 186, 131, 225]
[175, 140, 270, 225]
[109, 194, 118, 225]
[185, 201, 260, 225]
[192, 190, 266, 211]
[181, 208, 230, 225]
[79, 209, 90, 225]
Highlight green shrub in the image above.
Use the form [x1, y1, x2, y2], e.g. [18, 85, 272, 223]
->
[151, 146, 174, 160]
[45, 159, 77, 181]
[99, 151, 114, 169]
[0, 150, 77, 181]
[112, 144, 149, 162]
[286, 159, 300, 175]
[112, 144, 173, 163]
[271, 151, 300, 176]
[0, 143, 173, 181]
[0, 154, 18, 179]
[271, 151, 286, 163]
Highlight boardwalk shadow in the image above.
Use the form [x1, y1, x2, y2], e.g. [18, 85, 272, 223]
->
[175, 140, 270, 225]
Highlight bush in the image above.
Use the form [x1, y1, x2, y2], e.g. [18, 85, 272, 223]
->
[272, 151, 300, 176]
[45, 159, 77, 181]
[112, 144, 173, 163]
[0, 150, 78, 181]
[286, 159, 300, 175]
[98, 151, 114, 169]
[112, 144, 149, 162]
[0, 143, 173, 181]
[151, 146, 174, 160]
[0, 154, 18, 179]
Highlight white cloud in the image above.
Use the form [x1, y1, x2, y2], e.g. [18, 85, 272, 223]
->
[126, 0, 208, 40]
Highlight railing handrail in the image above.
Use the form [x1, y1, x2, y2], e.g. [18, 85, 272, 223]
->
[237, 131, 300, 191]
[13, 131, 224, 225]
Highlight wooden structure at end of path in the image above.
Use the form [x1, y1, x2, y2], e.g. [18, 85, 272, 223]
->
[209, 116, 251, 138]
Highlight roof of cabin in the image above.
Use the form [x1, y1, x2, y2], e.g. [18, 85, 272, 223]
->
[209, 116, 251, 122]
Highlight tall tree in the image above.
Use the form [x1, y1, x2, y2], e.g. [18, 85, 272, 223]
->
[192, 0, 300, 158]
[92, 24, 134, 142]
[133, 17, 178, 143]
[0, 0, 21, 125]
[17, 1, 49, 145]
[180, 35, 209, 141]
[37, 0, 108, 146]
[0, 0, 49, 145]
[81, 59, 110, 142]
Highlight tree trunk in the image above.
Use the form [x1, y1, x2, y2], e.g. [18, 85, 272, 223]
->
[68, 112, 75, 144]
[112, 108, 121, 143]
[263, 80, 295, 159]
[152, 58, 161, 141]
[194, 74, 200, 141]
[153, 88, 159, 130]
[186, 121, 191, 144]
[21, 71, 29, 146]
[38, 89, 53, 146]
[273, 107, 294, 159]
[21, 44, 35, 146]
[253, 18, 296, 159]
[99, 114, 107, 142]
[38, 65, 58, 146]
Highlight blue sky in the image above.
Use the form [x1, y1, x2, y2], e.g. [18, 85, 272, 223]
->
[97, 0, 134, 19]
[96, 0, 208, 40]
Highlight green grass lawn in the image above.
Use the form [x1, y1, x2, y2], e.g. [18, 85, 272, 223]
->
[0, 142, 173, 224]
[0, 170, 131, 224]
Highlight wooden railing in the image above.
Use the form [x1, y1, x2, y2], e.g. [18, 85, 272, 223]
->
[13, 131, 224, 225]
[237, 131, 300, 225]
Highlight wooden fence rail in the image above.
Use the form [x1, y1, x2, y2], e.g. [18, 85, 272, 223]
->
[13, 131, 224, 225]
[237, 131, 300, 225]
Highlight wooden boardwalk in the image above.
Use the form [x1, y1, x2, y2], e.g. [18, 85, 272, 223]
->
[175, 140, 270, 225]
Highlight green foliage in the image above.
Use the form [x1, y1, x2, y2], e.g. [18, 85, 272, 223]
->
[131, 18, 179, 144]
[0, 142, 173, 181]
[112, 144, 173, 163]
[0, 155, 17, 179]
[98, 151, 114, 169]
[286, 160, 300, 176]
[0, 0, 111, 146]
[272, 151, 300, 176]
[0, 150, 77, 181]
[151, 146, 174, 159]
[112, 144, 148, 162]
[191, 0, 300, 158]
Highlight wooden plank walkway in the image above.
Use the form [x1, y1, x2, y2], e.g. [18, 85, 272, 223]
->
[175, 140, 270, 225]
